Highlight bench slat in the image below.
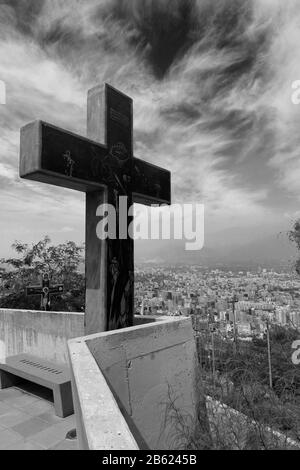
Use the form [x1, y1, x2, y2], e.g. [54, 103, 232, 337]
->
[1, 354, 70, 385]
[0, 354, 74, 418]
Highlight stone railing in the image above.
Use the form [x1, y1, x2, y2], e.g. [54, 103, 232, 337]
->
[69, 338, 139, 450]
[0, 309, 85, 365]
[68, 317, 200, 450]
[0, 309, 169, 366]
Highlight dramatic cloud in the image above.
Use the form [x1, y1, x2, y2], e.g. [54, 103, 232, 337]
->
[0, 0, 300, 257]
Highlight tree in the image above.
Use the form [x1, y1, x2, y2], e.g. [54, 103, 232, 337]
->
[0, 236, 85, 312]
[288, 219, 300, 275]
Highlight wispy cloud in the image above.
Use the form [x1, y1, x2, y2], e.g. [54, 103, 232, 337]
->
[0, 0, 300, 256]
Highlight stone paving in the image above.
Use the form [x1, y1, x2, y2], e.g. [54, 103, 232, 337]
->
[0, 382, 77, 450]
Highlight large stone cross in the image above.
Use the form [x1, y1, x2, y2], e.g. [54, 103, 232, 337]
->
[19, 84, 171, 333]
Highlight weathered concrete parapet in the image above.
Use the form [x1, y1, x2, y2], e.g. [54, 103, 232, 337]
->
[68, 317, 200, 450]
[0, 309, 85, 365]
[0, 310, 166, 366]
[68, 338, 139, 450]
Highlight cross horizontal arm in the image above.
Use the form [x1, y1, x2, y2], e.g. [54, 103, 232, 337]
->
[26, 285, 63, 296]
[49, 285, 64, 294]
[132, 158, 171, 206]
[20, 121, 107, 193]
[20, 120, 171, 205]
[26, 286, 43, 296]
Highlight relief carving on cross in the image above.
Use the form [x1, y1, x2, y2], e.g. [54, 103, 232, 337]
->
[19, 84, 171, 333]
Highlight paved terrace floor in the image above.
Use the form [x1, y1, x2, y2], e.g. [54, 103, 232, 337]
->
[0, 382, 77, 450]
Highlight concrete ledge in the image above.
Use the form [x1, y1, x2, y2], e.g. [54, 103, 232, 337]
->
[0, 310, 171, 366]
[68, 339, 139, 450]
[68, 317, 200, 450]
[133, 314, 170, 325]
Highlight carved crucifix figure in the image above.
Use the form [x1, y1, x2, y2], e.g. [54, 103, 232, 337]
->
[26, 273, 64, 311]
[19, 84, 171, 333]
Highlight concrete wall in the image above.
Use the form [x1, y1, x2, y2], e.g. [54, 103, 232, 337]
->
[68, 339, 139, 450]
[68, 317, 201, 450]
[0, 309, 85, 366]
[0, 310, 169, 367]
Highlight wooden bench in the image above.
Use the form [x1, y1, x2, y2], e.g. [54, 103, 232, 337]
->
[0, 354, 74, 418]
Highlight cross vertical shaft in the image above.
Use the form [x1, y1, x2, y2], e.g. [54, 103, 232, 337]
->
[86, 85, 134, 332]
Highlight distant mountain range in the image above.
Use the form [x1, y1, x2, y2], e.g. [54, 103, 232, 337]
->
[1, 232, 296, 272]
[135, 232, 298, 269]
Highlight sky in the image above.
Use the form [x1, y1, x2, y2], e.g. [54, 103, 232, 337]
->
[0, 0, 300, 259]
